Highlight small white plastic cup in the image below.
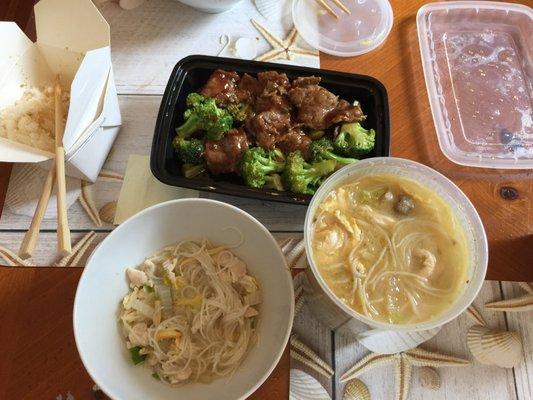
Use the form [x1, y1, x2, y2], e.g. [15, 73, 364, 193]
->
[303, 158, 488, 353]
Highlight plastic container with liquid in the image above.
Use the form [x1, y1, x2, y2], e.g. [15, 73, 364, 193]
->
[417, 1, 532, 169]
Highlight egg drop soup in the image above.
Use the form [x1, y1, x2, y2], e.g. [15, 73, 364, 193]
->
[311, 174, 468, 325]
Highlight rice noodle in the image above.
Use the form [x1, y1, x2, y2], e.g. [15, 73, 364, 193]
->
[119, 238, 260, 385]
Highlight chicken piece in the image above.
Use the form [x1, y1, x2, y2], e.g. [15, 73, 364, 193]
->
[244, 290, 262, 306]
[228, 259, 247, 282]
[246, 110, 291, 149]
[244, 307, 259, 318]
[204, 128, 249, 174]
[128, 323, 149, 347]
[238, 275, 259, 293]
[199, 69, 240, 106]
[413, 248, 437, 278]
[126, 267, 148, 288]
[359, 205, 396, 228]
[276, 127, 312, 159]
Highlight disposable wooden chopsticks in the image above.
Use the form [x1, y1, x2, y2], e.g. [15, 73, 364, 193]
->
[315, 0, 351, 19]
[18, 166, 56, 259]
[54, 76, 71, 256]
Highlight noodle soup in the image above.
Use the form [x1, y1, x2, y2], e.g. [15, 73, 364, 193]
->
[119, 238, 260, 385]
[311, 174, 468, 325]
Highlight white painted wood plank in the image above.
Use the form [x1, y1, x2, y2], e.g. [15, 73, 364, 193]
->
[501, 281, 533, 400]
[292, 270, 334, 396]
[0, 231, 107, 267]
[334, 281, 518, 400]
[0, 95, 305, 233]
[0, 231, 301, 267]
[97, 0, 318, 95]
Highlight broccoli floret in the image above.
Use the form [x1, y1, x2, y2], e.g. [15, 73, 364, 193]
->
[173, 137, 203, 165]
[282, 151, 336, 195]
[186, 92, 205, 108]
[334, 122, 376, 157]
[226, 102, 251, 122]
[310, 138, 358, 166]
[176, 93, 233, 140]
[263, 173, 284, 191]
[240, 147, 285, 189]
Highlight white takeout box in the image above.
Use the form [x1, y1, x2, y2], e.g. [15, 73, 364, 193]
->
[0, 0, 121, 182]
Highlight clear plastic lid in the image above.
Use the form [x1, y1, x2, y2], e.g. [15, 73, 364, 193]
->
[292, 0, 393, 57]
[417, 1, 533, 169]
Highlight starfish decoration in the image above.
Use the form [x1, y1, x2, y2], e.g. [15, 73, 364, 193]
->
[340, 347, 470, 400]
[485, 282, 533, 312]
[251, 19, 317, 62]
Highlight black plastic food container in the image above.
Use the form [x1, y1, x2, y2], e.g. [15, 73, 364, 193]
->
[150, 55, 390, 205]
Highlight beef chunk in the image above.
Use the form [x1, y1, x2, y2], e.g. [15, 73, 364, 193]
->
[257, 71, 291, 94]
[204, 129, 249, 175]
[246, 111, 291, 150]
[291, 76, 321, 88]
[200, 69, 240, 106]
[277, 127, 312, 159]
[237, 73, 263, 103]
[325, 99, 366, 126]
[289, 84, 365, 129]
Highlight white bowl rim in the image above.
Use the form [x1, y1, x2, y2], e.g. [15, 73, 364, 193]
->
[304, 157, 488, 332]
[73, 197, 294, 400]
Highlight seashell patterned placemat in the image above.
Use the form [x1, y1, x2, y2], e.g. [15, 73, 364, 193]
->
[0, 1, 530, 399]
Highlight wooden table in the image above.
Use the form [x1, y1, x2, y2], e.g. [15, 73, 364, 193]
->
[0, 1, 531, 399]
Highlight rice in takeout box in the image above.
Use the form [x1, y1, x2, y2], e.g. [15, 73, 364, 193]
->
[0, 0, 121, 182]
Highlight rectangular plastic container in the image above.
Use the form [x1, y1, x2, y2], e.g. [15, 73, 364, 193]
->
[150, 55, 390, 205]
[417, 1, 532, 169]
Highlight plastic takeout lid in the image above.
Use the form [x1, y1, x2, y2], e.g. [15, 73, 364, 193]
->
[417, 1, 533, 169]
[292, 0, 393, 57]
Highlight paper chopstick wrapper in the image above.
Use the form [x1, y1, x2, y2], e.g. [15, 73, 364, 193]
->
[0, 0, 121, 182]
[114, 155, 199, 225]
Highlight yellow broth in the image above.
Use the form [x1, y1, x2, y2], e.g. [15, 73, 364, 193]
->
[311, 175, 468, 324]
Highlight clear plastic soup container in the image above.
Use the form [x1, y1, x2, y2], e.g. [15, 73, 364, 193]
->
[417, 2, 533, 169]
[292, 0, 393, 57]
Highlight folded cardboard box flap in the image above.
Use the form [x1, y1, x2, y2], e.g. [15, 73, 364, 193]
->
[0, 0, 121, 181]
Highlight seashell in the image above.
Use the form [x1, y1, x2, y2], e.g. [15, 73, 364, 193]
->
[485, 295, 533, 312]
[233, 38, 257, 60]
[0, 244, 31, 267]
[5, 163, 79, 219]
[286, 238, 305, 268]
[519, 282, 533, 294]
[119, 0, 145, 10]
[418, 367, 440, 390]
[295, 294, 305, 316]
[290, 350, 333, 379]
[279, 237, 294, 254]
[290, 369, 331, 400]
[99, 201, 117, 224]
[467, 325, 522, 368]
[357, 328, 440, 354]
[291, 335, 334, 376]
[79, 181, 102, 227]
[55, 231, 96, 267]
[465, 304, 486, 326]
[255, 0, 291, 22]
[343, 378, 370, 400]
[98, 169, 124, 182]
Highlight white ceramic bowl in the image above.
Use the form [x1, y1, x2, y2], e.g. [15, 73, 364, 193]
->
[74, 199, 294, 400]
[304, 157, 488, 333]
[176, 0, 242, 13]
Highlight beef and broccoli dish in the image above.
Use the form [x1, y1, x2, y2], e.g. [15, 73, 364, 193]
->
[172, 69, 376, 195]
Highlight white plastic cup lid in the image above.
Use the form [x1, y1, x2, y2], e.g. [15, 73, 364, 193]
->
[292, 0, 393, 57]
